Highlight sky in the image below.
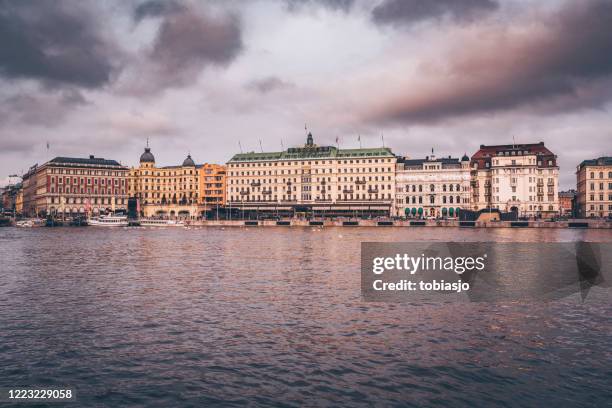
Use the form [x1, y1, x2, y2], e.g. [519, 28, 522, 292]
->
[0, 0, 611, 190]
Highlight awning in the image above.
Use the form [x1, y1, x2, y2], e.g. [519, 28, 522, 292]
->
[456, 207, 461, 215]
[411, 208, 417, 215]
[442, 208, 448, 215]
[418, 207, 423, 214]
[449, 207, 454, 216]
[404, 208, 411, 215]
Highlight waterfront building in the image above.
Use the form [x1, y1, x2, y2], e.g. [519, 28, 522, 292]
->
[21, 156, 129, 217]
[129, 146, 226, 218]
[470, 142, 560, 217]
[558, 190, 576, 217]
[199, 164, 226, 208]
[1, 183, 21, 214]
[575, 157, 612, 218]
[226, 132, 396, 217]
[395, 152, 471, 218]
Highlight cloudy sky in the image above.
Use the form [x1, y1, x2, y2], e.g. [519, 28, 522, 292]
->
[1, 0, 611, 189]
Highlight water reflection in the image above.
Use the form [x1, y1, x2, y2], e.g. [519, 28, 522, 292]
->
[0, 227, 610, 407]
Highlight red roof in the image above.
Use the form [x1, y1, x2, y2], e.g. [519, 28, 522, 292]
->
[470, 142, 557, 169]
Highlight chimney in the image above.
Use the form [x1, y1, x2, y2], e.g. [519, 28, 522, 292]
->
[89, 155, 94, 159]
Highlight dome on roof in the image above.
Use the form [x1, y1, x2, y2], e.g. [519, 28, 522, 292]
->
[140, 147, 155, 163]
[461, 153, 470, 161]
[182, 154, 195, 167]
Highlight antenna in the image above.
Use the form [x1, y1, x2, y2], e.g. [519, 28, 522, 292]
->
[238, 141, 243, 153]
[358, 134, 362, 149]
[146, 137, 149, 148]
[381, 133, 385, 148]
[259, 139, 263, 153]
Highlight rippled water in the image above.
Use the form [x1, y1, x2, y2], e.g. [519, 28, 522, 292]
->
[1, 227, 611, 407]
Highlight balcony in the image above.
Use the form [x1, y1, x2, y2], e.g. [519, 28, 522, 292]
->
[343, 189, 354, 194]
[262, 190, 272, 195]
[240, 190, 250, 196]
[355, 179, 366, 185]
[251, 181, 261, 187]
[367, 188, 379, 194]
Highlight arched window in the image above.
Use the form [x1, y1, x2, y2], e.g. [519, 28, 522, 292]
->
[449, 196, 454, 203]
[442, 184, 447, 192]
[456, 195, 460, 204]
[430, 184, 435, 192]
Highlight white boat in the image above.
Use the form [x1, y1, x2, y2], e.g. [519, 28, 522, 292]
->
[15, 218, 45, 228]
[87, 214, 128, 227]
[139, 218, 184, 227]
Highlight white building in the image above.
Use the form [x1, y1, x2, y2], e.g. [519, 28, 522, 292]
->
[226, 133, 397, 217]
[395, 152, 471, 218]
[471, 142, 559, 217]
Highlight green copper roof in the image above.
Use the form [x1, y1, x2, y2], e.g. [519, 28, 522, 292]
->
[228, 146, 395, 162]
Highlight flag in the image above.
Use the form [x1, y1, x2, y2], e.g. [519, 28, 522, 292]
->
[335, 136, 339, 143]
[357, 135, 360, 141]
[46, 141, 49, 150]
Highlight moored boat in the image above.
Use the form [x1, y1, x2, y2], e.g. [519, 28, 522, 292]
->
[139, 218, 184, 227]
[87, 214, 128, 227]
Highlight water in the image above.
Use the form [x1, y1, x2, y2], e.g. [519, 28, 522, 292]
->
[0, 227, 611, 407]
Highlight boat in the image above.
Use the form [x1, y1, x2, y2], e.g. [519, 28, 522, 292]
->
[139, 218, 184, 227]
[87, 214, 129, 227]
[16, 218, 45, 228]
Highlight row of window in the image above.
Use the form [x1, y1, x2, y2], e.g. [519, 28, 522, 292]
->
[589, 183, 612, 190]
[229, 167, 393, 177]
[49, 168, 125, 176]
[49, 197, 126, 205]
[229, 158, 394, 168]
[589, 172, 612, 179]
[49, 187, 125, 195]
[588, 194, 612, 201]
[228, 193, 393, 201]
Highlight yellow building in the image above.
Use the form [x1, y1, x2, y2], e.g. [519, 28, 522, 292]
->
[129, 146, 226, 218]
[199, 164, 226, 208]
[226, 132, 396, 217]
[576, 157, 612, 218]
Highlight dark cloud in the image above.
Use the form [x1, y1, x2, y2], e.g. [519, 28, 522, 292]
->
[0, 0, 120, 88]
[246, 76, 295, 93]
[372, 0, 498, 26]
[152, 11, 242, 71]
[367, 0, 612, 124]
[0, 88, 88, 127]
[126, 2, 243, 93]
[133, 0, 184, 22]
[283, 0, 354, 13]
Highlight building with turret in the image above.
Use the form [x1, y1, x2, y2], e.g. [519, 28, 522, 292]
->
[226, 132, 396, 217]
[128, 145, 226, 218]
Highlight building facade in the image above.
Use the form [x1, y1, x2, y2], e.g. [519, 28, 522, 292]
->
[471, 143, 560, 217]
[1, 183, 21, 214]
[558, 190, 576, 217]
[395, 153, 471, 218]
[199, 164, 226, 208]
[129, 146, 227, 218]
[576, 157, 612, 218]
[21, 156, 129, 217]
[226, 133, 396, 217]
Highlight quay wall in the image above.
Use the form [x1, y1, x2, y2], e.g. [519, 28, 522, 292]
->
[187, 219, 612, 229]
